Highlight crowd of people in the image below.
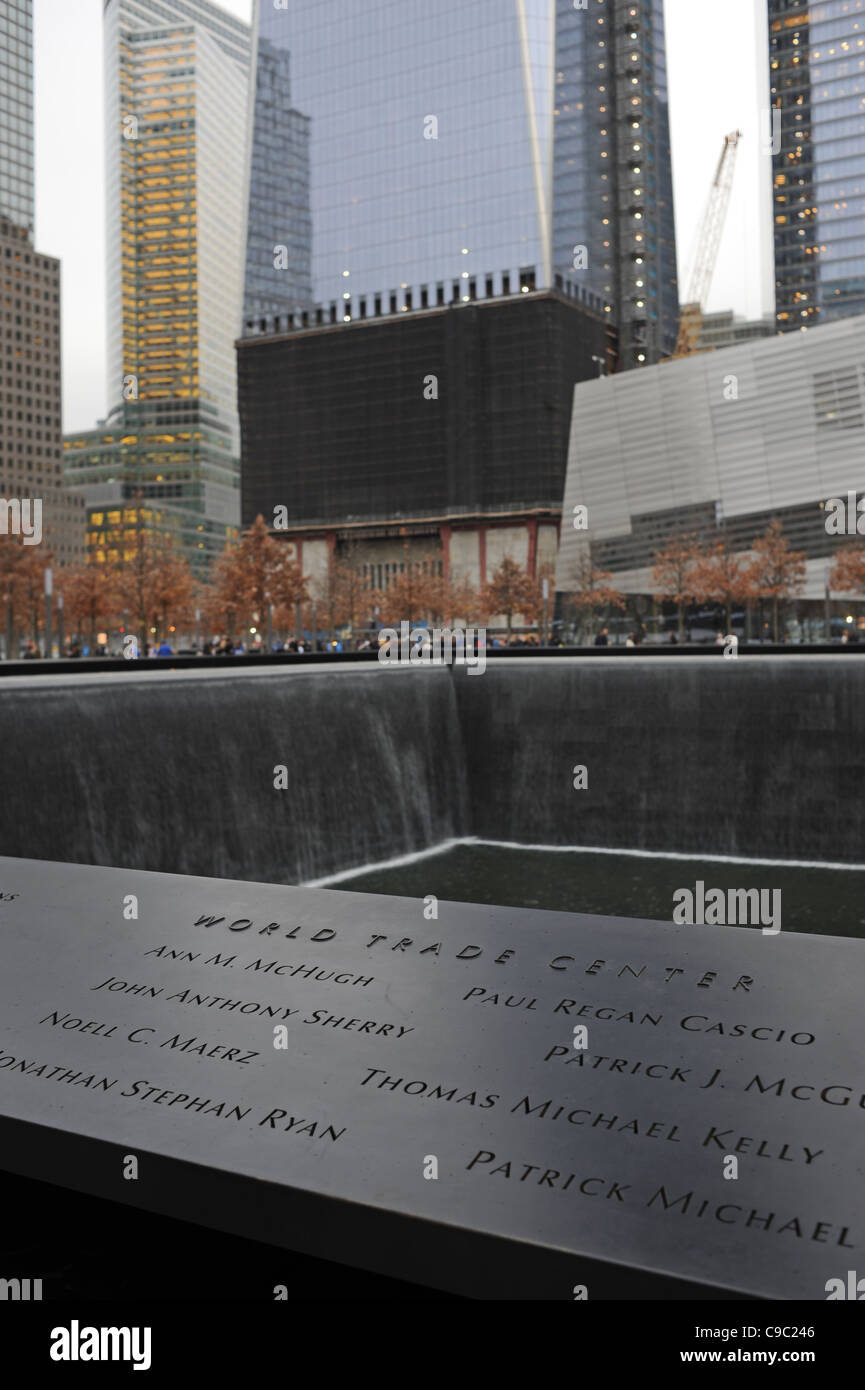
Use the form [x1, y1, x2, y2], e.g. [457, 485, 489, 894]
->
[13, 623, 856, 658]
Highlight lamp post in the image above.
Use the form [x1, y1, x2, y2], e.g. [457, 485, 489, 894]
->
[44, 566, 53, 659]
[57, 591, 64, 656]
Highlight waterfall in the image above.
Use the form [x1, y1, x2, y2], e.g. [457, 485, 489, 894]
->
[0, 655, 858, 877]
[0, 666, 469, 884]
[452, 656, 858, 863]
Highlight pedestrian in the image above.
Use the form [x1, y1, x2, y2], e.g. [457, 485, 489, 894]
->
[594, 627, 609, 647]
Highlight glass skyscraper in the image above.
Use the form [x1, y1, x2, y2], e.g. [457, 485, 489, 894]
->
[65, 0, 251, 569]
[243, 38, 312, 320]
[244, 0, 679, 367]
[769, 0, 865, 328]
[0, 0, 34, 235]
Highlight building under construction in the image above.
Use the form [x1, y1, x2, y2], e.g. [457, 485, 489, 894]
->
[238, 290, 612, 593]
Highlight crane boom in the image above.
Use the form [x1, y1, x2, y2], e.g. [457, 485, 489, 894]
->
[670, 130, 742, 359]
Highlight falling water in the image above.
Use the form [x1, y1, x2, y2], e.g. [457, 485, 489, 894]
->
[0, 665, 469, 884]
[0, 654, 860, 880]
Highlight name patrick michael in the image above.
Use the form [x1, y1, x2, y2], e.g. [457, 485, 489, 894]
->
[463, 1151, 855, 1247]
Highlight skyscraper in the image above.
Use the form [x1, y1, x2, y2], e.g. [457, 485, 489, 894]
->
[244, 0, 679, 367]
[243, 37, 312, 322]
[769, 0, 865, 329]
[0, 0, 84, 578]
[553, 0, 679, 366]
[0, 0, 34, 236]
[64, 0, 251, 569]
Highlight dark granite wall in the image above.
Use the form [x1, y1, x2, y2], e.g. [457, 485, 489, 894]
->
[453, 657, 861, 863]
[0, 667, 467, 884]
[0, 657, 859, 879]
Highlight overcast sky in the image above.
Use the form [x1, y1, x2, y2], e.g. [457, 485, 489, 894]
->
[33, 0, 774, 432]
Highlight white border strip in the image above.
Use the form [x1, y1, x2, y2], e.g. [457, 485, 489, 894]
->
[304, 836, 865, 887]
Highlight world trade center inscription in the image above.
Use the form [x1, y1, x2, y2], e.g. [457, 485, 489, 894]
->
[0, 855, 861, 1300]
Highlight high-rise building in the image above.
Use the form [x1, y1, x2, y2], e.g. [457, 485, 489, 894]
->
[0, 214, 83, 569]
[0, 2, 85, 574]
[238, 290, 611, 594]
[65, 0, 251, 570]
[553, 0, 679, 366]
[243, 37, 312, 322]
[0, 0, 34, 236]
[769, 0, 865, 329]
[244, 0, 679, 368]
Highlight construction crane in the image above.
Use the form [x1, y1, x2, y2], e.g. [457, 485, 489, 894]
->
[668, 130, 742, 360]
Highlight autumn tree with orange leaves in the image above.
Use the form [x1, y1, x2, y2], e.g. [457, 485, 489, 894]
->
[745, 519, 806, 642]
[371, 553, 444, 629]
[651, 535, 704, 642]
[0, 536, 50, 653]
[481, 555, 541, 639]
[212, 516, 308, 644]
[829, 543, 865, 599]
[559, 549, 625, 643]
[113, 525, 194, 654]
[312, 548, 376, 637]
[58, 563, 115, 653]
[691, 536, 753, 636]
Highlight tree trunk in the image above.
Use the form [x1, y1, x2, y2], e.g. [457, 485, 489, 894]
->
[773, 595, 780, 643]
[677, 601, 685, 642]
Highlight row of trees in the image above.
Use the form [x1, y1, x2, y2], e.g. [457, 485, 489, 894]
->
[649, 521, 810, 642]
[562, 520, 864, 643]
[4, 513, 865, 653]
[0, 517, 554, 653]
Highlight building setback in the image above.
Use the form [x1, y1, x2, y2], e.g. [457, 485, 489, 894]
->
[238, 291, 612, 590]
